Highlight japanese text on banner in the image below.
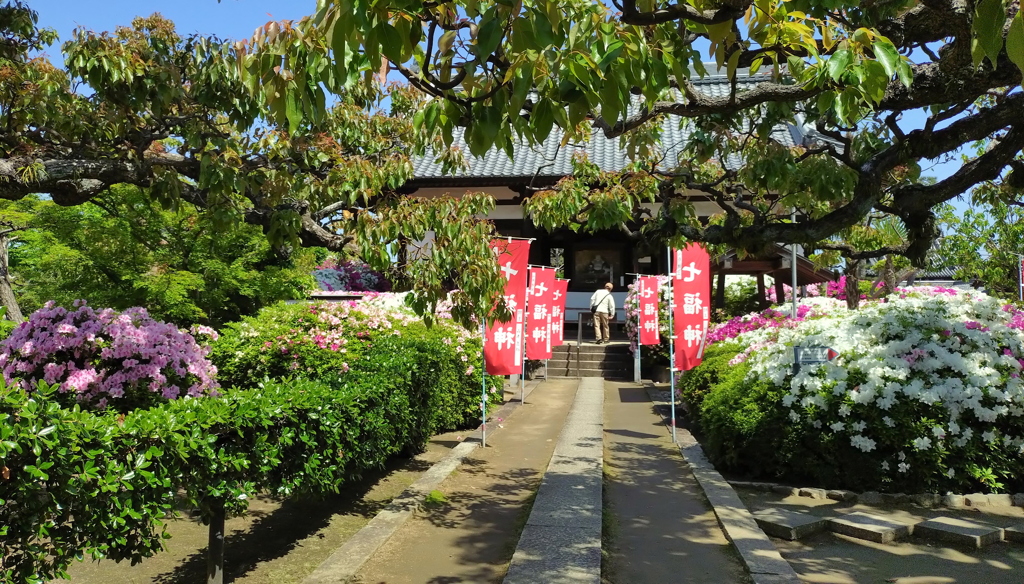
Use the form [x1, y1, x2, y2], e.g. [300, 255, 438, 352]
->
[637, 276, 661, 346]
[526, 267, 557, 360]
[672, 244, 711, 371]
[551, 278, 569, 346]
[484, 239, 531, 375]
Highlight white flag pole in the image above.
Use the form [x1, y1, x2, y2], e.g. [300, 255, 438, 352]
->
[667, 247, 677, 444]
[480, 322, 487, 448]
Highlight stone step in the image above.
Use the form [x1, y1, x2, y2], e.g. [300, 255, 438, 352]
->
[752, 508, 828, 540]
[552, 344, 630, 352]
[549, 369, 630, 379]
[827, 512, 916, 544]
[914, 516, 1003, 548]
[545, 357, 633, 367]
[1004, 524, 1024, 543]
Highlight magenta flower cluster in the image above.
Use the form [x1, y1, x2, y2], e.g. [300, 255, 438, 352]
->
[706, 305, 814, 345]
[0, 301, 219, 409]
[313, 259, 392, 292]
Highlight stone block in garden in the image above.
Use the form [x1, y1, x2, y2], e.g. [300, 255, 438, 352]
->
[943, 494, 965, 508]
[752, 508, 827, 540]
[880, 493, 910, 505]
[914, 516, 1003, 548]
[826, 490, 857, 502]
[912, 493, 942, 508]
[771, 485, 800, 496]
[827, 512, 917, 544]
[1013, 493, 1024, 507]
[988, 494, 1012, 507]
[860, 491, 883, 505]
[964, 493, 990, 507]
[1004, 524, 1024, 543]
[798, 488, 827, 499]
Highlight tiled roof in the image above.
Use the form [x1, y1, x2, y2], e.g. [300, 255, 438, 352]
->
[410, 71, 805, 183]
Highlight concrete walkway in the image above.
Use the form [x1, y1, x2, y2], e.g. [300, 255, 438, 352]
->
[602, 381, 749, 584]
[504, 377, 604, 584]
[351, 378, 581, 584]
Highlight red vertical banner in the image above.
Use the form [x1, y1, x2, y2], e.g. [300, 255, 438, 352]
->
[484, 239, 531, 375]
[526, 267, 557, 360]
[672, 244, 711, 371]
[551, 278, 569, 346]
[637, 276, 661, 346]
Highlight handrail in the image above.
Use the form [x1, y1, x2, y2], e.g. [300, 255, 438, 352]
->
[575, 311, 592, 377]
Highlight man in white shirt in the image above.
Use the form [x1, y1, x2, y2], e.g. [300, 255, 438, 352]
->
[590, 282, 615, 344]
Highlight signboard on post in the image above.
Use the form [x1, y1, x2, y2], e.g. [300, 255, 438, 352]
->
[672, 244, 711, 371]
[637, 276, 661, 346]
[526, 267, 556, 360]
[793, 345, 840, 374]
[484, 239, 531, 375]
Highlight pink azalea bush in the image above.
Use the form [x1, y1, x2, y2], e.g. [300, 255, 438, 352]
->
[0, 301, 219, 411]
[313, 258, 392, 292]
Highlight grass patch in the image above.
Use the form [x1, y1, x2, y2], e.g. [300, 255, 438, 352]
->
[421, 489, 448, 509]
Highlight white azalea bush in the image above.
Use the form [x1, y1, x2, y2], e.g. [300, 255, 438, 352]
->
[687, 288, 1024, 493]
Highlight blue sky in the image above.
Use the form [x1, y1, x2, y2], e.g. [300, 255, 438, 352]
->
[32, 0, 971, 208]
[32, 0, 314, 47]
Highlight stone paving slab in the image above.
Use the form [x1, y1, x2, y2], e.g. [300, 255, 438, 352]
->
[827, 511, 916, 544]
[504, 377, 604, 584]
[753, 508, 827, 540]
[914, 516, 1003, 548]
[646, 384, 802, 584]
[303, 380, 542, 584]
[1005, 523, 1024, 543]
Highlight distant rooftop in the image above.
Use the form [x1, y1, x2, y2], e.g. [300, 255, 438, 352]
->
[409, 69, 806, 187]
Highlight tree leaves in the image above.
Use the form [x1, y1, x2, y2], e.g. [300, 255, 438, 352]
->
[1007, 11, 1024, 74]
[974, 0, 1006, 68]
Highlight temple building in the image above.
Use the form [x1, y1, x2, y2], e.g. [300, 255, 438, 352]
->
[401, 70, 835, 324]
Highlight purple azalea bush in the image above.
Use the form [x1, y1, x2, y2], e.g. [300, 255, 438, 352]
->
[0, 301, 219, 411]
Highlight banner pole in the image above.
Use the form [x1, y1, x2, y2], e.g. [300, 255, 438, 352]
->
[480, 322, 487, 448]
[667, 247, 677, 444]
[1019, 254, 1023, 302]
[791, 208, 798, 319]
[521, 319, 526, 405]
[634, 278, 642, 384]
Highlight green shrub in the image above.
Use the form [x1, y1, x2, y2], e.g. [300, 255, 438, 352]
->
[1, 300, 498, 582]
[211, 300, 498, 439]
[0, 360, 487, 582]
[676, 342, 742, 416]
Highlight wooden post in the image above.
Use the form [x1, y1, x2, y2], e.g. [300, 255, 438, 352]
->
[756, 273, 768, 310]
[774, 272, 786, 306]
[714, 272, 727, 310]
[207, 502, 226, 584]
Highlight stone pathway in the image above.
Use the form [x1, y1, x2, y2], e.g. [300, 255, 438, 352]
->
[350, 378, 581, 584]
[503, 377, 604, 584]
[602, 381, 748, 584]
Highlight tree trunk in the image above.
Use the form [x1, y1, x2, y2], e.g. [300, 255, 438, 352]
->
[206, 502, 226, 584]
[845, 261, 861, 310]
[882, 256, 897, 296]
[0, 233, 23, 322]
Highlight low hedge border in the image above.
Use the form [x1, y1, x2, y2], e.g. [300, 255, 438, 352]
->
[728, 479, 1024, 509]
[1, 352, 489, 583]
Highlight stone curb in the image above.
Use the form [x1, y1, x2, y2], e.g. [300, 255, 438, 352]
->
[302, 379, 543, 584]
[504, 377, 604, 584]
[726, 480, 1024, 510]
[644, 383, 802, 584]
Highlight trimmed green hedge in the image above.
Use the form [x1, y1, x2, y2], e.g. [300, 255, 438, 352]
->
[676, 344, 836, 484]
[1, 303, 494, 583]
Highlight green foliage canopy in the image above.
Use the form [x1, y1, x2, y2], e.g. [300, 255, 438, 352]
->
[0, 3, 508, 326]
[5, 187, 317, 327]
[265, 0, 1024, 265]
